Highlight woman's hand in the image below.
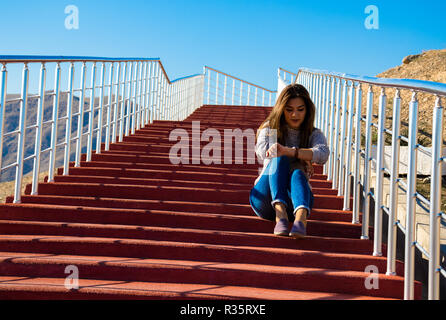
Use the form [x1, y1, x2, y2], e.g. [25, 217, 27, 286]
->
[305, 160, 314, 178]
[266, 142, 294, 158]
[266, 143, 293, 158]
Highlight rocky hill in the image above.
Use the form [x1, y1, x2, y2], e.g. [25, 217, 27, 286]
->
[376, 48, 446, 146]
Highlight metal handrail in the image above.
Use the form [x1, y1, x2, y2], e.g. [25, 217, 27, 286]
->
[297, 67, 446, 97]
[291, 67, 445, 300]
[204, 66, 275, 93]
[0, 56, 205, 206]
[0, 55, 177, 85]
[204, 66, 276, 107]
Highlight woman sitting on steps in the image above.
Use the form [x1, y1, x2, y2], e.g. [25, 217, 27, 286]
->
[249, 84, 330, 239]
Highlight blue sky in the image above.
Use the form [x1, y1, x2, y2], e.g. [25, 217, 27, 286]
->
[1, 0, 445, 91]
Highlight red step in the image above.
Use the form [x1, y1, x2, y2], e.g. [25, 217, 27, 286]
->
[0, 104, 421, 300]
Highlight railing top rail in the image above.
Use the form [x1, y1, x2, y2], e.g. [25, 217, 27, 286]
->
[204, 66, 276, 93]
[170, 73, 204, 83]
[0, 55, 200, 85]
[278, 67, 297, 76]
[297, 67, 446, 97]
[0, 55, 161, 63]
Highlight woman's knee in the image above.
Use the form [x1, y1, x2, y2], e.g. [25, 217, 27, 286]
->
[249, 188, 275, 221]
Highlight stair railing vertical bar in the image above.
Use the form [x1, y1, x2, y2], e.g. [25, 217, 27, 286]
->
[337, 80, 348, 196]
[362, 85, 374, 240]
[404, 91, 419, 300]
[144, 61, 151, 126]
[137, 61, 145, 130]
[86, 62, 97, 162]
[145, 61, 151, 124]
[130, 61, 138, 133]
[352, 83, 363, 224]
[161, 74, 167, 121]
[327, 76, 336, 182]
[429, 96, 443, 300]
[62, 63, 75, 176]
[112, 62, 121, 143]
[30, 62, 46, 195]
[13, 63, 30, 202]
[319, 75, 324, 140]
[343, 81, 355, 211]
[125, 62, 133, 136]
[319, 75, 324, 130]
[48, 63, 60, 182]
[104, 62, 115, 151]
[373, 87, 387, 257]
[75, 62, 87, 167]
[322, 76, 331, 176]
[386, 88, 402, 275]
[118, 62, 128, 142]
[0, 64, 6, 176]
[149, 60, 156, 124]
[332, 78, 342, 190]
[152, 62, 159, 122]
[95, 62, 106, 154]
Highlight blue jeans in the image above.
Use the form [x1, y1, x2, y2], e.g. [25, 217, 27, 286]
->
[249, 156, 314, 222]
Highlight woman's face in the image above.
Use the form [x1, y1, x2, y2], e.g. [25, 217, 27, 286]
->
[283, 97, 306, 129]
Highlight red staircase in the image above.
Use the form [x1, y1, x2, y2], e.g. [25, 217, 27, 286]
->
[0, 105, 421, 300]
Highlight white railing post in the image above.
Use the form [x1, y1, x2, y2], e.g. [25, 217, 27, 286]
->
[136, 61, 143, 130]
[86, 62, 97, 162]
[75, 62, 87, 167]
[143, 62, 151, 126]
[96, 62, 106, 154]
[361, 85, 374, 240]
[352, 83, 363, 224]
[332, 78, 342, 190]
[206, 68, 211, 105]
[118, 62, 127, 141]
[373, 87, 387, 257]
[125, 62, 134, 136]
[239, 82, 243, 105]
[327, 77, 336, 182]
[0, 64, 7, 175]
[31, 62, 47, 195]
[255, 87, 258, 106]
[223, 75, 228, 105]
[13, 63, 30, 203]
[428, 96, 443, 300]
[337, 80, 349, 195]
[148, 61, 155, 124]
[386, 89, 402, 275]
[63, 63, 75, 175]
[404, 91, 419, 300]
[48, 63, 60, 182]
[112, 62, 121, 144]
[215, 72, 219, 105]
[105, 62, 115, 151]
[343, 81, 355, 210]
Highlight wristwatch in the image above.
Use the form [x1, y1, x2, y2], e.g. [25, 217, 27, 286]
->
[292, 147, 299, 159]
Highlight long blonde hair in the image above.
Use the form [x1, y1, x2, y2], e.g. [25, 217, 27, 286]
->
[257, 84, 316, 148]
